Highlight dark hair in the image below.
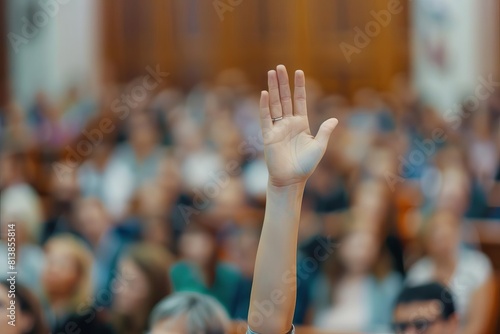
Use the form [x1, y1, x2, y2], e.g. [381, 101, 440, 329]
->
[113, 243, 174, 334]
[0, 281, 49, 334]
[180, 221, 219, 285]
[395, 282, 456, 320]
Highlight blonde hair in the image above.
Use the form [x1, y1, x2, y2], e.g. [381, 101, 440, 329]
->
[0, 184, 44, 242]
[45, 234, 93, 310]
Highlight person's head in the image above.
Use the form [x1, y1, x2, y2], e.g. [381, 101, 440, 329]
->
[42, 234, 93, 309]
[142, 215, 172, 248]
[148, 292, 230, 334]
[178, 222, 218, 269]
[0, 282, 48, 334]
[0, 151, 25, 188]
[339, 228, 381, 276]
[206, 114, 242, 163]
[227, 226, 260, 277]
[88, 139, 115, 167]
[135, 182, 168, 217]
[209, 177, 246, 220]
[128, 112, 159, 152]
[364, 147, 398, 181]
[74, 197, 111, 246]
[422, 209, 460, 263]
[393, 283, 458, 334]
[171, 116, 203, 152]
[49, 164, 79, 206]
[0, 176, 44, 244]
[156, 153, 182, 199]
[351, 178, 391, 230]
[113, 243, 174, 333]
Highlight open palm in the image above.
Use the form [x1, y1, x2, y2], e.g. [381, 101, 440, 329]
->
[259, 65, 338, 187]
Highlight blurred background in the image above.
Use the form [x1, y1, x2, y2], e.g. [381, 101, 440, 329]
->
[1, 0, 500, 333]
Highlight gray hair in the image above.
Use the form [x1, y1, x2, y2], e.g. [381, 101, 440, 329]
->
[148, 292, 230, 334]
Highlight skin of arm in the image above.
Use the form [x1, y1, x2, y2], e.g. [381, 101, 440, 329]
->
[247, 65, 338, 333]
[461, 275, 496, 334]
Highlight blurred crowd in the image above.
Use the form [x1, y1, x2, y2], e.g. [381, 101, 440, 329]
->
[0, 68, 499, 334]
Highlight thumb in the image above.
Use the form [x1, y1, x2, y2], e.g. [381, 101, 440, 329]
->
[315, 118, 338, 149]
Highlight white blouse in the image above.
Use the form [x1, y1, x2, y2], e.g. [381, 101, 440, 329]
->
[406, 248, 492, 318]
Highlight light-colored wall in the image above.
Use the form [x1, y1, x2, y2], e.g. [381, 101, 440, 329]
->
[412, 0, 498, 114]
[7, 0, 100, 109]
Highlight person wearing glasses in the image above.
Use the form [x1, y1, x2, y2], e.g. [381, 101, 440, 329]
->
[146, 65, 338, 334]
[392, 282, 458, 334]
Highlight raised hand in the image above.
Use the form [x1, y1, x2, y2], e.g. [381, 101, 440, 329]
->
[259, 65, 338, 187]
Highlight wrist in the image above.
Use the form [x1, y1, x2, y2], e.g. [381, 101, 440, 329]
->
[267, 181, 306, 195]
[265, 182, 305, 226]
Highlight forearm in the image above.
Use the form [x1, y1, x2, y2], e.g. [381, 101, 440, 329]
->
[248, 182, 305, 333]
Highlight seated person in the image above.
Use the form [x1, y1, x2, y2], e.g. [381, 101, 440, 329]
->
[42, 234, 115, 334]
[393, 282, 458, 334]
[406, 209, 495, 333]
[0, 281, 48, 334]
[148, 292, 230, 334]
[112, 243, 174, 334]
[170, 222, 241, 314]
[311, 225, 402, 332]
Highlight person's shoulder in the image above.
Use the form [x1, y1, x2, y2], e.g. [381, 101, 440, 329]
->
[170, 260, 193, 274]
[368, 271, 402, 298]
[461, 247, 491, 265]
[20, 244, 45, 263]
[60, 311, 115, 334]
[309, 273, 333, 309]
[384, 271, 404, 286]
[408, 256, 433, 273]
[459, 247, 492, 283]
[217, 262, 242, 282]
[107, 156, 133, 172]
[169, 261, 203, 289]
[218, 262, 240, 273]
[405, 256, 434, 285]
[110, 143, 133, 161]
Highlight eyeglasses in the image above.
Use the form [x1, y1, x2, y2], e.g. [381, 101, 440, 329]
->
[392, 318, 442, 333]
